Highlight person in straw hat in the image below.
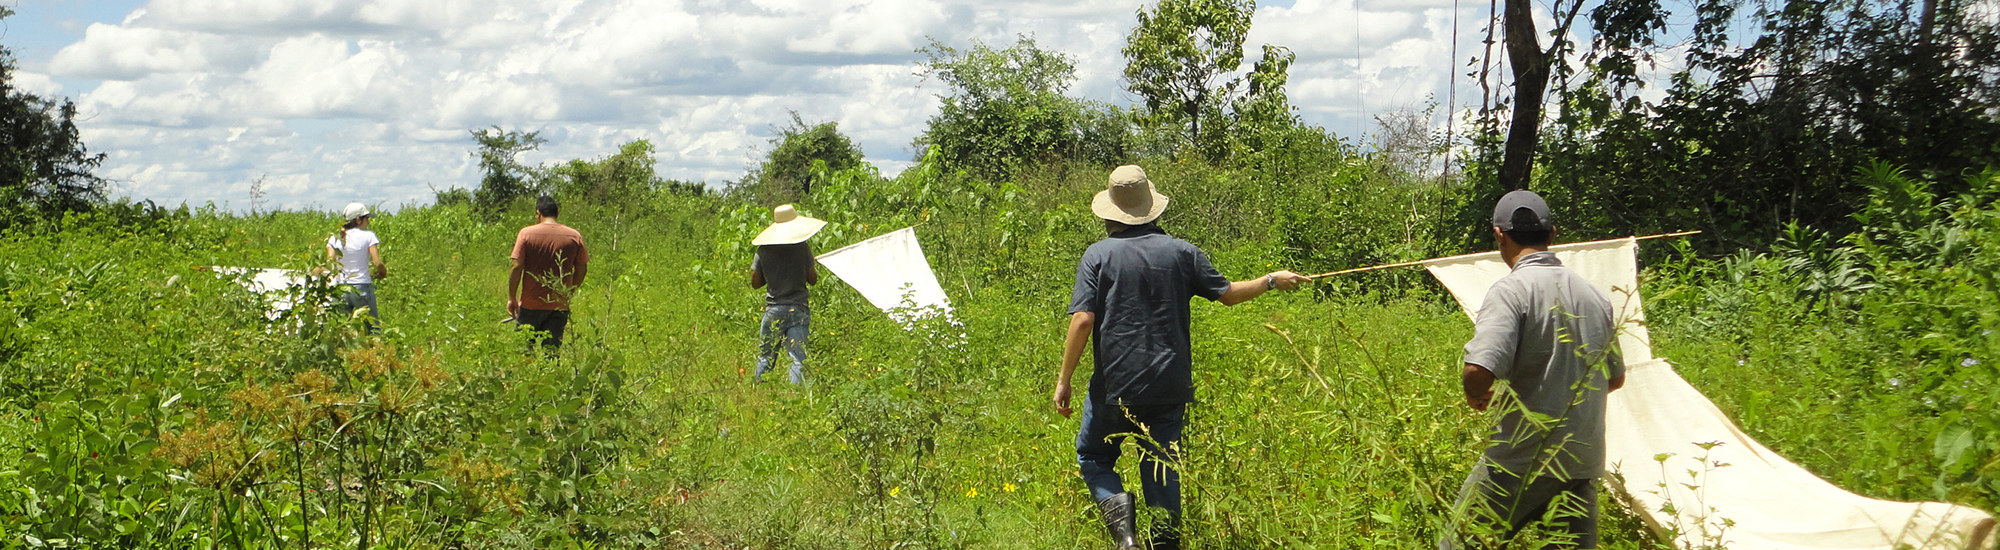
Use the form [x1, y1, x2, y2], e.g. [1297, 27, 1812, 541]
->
[750, 204, 826, 385]
[326, 202, 386, 331]
[1054, 165, 1309, 550]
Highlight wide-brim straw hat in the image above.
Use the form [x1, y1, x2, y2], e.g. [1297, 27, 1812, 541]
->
[752, 204, 827, 246]
[1091, 165, 1169, 224]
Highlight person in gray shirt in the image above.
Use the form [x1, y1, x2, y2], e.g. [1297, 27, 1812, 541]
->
[1442, 190, 1626, 550]
[750, 204, 825, 385]
[1054, 165, 1309, 550]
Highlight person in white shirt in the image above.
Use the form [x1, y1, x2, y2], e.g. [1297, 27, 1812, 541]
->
[326, 202, 387, 328]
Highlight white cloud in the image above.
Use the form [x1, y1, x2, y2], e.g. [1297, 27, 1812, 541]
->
[34, 0, 1496, 211]
[49, 23, 258, 79]
[13, 71, 65, 97]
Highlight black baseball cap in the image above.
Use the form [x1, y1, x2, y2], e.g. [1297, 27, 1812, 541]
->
[1492, 190, 1552, 231]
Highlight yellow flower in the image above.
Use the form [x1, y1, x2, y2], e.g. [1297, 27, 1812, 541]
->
[965, 487, 979, 498]
[1003, 483, 1016, 493]
[889, 487, 901, 497]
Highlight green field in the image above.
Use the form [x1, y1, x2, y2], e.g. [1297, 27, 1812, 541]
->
[4, 157, 1994, 549]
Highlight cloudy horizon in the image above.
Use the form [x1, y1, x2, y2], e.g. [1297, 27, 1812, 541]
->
[12, 0, 1492, 213]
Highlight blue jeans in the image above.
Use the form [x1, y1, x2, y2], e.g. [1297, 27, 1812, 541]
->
[1077, 399, 1186, 533]
[339, 283, 379, 333]
[756, 305, 809, 384]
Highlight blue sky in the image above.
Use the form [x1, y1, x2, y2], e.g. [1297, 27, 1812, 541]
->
[10, 0, 1504, 212]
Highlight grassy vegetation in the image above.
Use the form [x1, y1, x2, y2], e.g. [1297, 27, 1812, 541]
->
[1, 157, 1994, 548]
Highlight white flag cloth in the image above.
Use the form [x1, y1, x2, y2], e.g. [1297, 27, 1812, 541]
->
[1425, 238, 1654, 365]
[814, 227, 955, 325]
[1423, 239, 1995, 550]
[210, 266, 307, 320]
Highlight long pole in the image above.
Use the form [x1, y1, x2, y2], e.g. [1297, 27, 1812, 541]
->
[1304, 231, 1701, 280]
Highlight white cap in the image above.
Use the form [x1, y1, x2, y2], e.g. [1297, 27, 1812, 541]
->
[342, 202, 371, 221]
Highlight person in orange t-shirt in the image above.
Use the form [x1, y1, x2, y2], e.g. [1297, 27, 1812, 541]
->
[507, 196, 588, 350]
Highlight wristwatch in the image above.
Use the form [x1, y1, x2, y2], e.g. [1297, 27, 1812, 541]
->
[1264, 274, 1277, 290]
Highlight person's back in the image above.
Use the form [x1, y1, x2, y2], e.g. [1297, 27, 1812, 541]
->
[1467, 252, 1621, 479]
[755, 243, 814, 307]
[329, 227, 380, 286]
[513, 222, 588, 309]
[1071, 224, 1229, 406]
[1445, 189, 1625, 550]
[1056, 165, 1308, 550]
[748, 204, 825, 385]
[508, 196, 587, 351]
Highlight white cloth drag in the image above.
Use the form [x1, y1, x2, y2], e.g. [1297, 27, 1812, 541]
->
[210, 266, 307, 320]
[1425, 238, 1995, 550]
[814, 227, 956, 327]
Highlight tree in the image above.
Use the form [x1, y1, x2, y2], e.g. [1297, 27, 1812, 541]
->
[754, 112, 863, 201]
[469, 126, 545, 211]
[1527, 0, 2000, 249]
[915, 36, 1127, 180]
[0, 7, 108, 221]
[1492, 0, 1580, 191]
[1121, 0, 1300, 161]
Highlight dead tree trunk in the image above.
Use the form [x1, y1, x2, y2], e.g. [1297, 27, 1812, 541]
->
[1498, 0, 1551, 191]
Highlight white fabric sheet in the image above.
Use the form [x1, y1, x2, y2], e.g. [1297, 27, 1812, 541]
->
[814, 227, 955, 325]
[211, 266, 306, 320]
[1424, 239, 1995, 550]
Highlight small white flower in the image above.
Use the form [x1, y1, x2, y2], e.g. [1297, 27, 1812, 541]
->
[1964, 358, 1981, 367]
[1889, 378, 1902, 387]
[1737, 359, 1747, 366]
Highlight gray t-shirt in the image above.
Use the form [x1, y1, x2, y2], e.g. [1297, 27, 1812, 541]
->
[1067, 225, 1234, 405]
[1463, 251, 1624, 479]
[754, 243, 815, 307]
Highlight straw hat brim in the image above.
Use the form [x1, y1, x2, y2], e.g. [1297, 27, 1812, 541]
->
[751, 216, 828, 245]
[1091, 189, 1170, 225]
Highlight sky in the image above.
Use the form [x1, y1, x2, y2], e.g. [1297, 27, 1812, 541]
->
[9, 0, 1505, 212]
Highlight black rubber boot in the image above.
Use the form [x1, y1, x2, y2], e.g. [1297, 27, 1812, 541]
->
[1096, 493, 1141, 550]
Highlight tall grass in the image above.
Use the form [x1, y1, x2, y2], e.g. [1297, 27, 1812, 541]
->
[6, 157, 1977, 548]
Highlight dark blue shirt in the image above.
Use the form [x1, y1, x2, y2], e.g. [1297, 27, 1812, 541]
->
[1068, 225, 1233, 405]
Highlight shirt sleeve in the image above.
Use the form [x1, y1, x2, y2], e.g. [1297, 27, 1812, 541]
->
[1463, 280, 1521, 378]
[510, 229, 527, 260]
[361, 232, 381, 249]
[573, 234, 588, 263]
[1188, 246, 1232, 302]
[1067, 252, 1100, 315]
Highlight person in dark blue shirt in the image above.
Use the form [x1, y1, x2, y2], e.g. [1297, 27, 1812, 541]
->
[1054, 165, 1309, 550]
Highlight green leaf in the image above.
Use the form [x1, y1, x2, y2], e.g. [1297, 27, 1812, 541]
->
[1935, 424, 1976, 467]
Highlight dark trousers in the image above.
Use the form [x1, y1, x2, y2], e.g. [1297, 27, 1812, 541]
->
[514, 308, 570, 350]
[1441, 463, 1600, 549]
[1077, 398, 1186, 540]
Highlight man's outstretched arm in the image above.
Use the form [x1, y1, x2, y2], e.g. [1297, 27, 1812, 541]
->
[1218, 271, 1311, 306]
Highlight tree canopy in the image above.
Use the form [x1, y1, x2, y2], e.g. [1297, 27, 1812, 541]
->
[0, 7, 108, 223]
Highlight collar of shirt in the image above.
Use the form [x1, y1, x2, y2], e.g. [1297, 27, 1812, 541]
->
[1512, 250, 1562, 270]
[1110, 224, 1166, 239]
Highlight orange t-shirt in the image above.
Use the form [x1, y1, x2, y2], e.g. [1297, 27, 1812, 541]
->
[511, 222, 588, 310]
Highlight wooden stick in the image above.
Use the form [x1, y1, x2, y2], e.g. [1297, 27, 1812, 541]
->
[1304, 230, 1702, 280]
[1306, 259, 1428, 279]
